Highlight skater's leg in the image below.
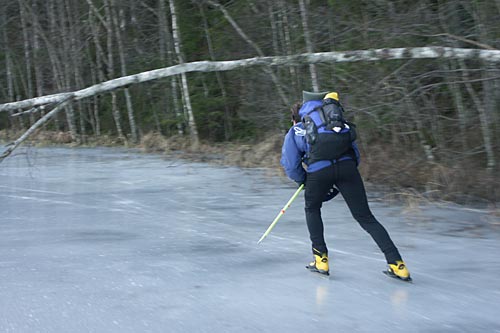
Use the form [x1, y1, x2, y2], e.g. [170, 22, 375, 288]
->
[304, 165, 335, 254]
[335, 160, 402, 264]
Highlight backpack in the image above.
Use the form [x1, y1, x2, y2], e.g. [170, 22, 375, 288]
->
[299, 96, 357, 164]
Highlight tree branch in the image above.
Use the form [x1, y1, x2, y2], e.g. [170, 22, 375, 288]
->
[1, 97, 74, 161]
[11, 105, 47, 117]
[2, 47, 500, 113]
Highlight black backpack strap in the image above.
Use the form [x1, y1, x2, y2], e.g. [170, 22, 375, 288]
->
[317, 106, 327, 127]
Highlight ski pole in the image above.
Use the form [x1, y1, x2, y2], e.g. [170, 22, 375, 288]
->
[257, 184, 304, 244]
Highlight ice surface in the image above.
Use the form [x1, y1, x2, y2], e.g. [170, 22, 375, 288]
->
[1, 147, 499, 332]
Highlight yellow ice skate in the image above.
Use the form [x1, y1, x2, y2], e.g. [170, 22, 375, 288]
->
[385, 260, 412, 282]
[306, 249, 329, 276]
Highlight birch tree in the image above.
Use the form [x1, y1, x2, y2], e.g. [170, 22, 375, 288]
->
[110, 0, 138, 143]
[159, 0, 184, 136]
[38, 0, 78, 140]
[168, 0, 199, 147]
[58, 0, 80, 143]
[298, 0, 319, 92]
[89, 0, 125, 141]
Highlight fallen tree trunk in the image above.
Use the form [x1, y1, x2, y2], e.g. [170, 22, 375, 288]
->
[0, 97, 74, 160]
[1, 46, 500, 161]
[2, 47, 500, 113]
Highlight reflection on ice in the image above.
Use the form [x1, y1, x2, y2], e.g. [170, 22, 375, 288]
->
[390, 289, 409, 306]
[315, 284, 329, 308]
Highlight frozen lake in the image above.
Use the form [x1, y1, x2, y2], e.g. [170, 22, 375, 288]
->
[1, 147, 499, 332]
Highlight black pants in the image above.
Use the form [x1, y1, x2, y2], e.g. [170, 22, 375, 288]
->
[304, 160, 402, 264]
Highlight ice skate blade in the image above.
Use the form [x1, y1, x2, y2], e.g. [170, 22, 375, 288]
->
[383, 270, 413, 283]
[306, 265, 330, 276]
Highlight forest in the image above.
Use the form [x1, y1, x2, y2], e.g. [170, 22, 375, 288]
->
[0, 0, 499, 202]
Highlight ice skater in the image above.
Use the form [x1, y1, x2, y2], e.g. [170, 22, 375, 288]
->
[280, 90, 411, 281]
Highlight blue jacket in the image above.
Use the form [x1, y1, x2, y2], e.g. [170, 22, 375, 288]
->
[280, 122, 360, 184]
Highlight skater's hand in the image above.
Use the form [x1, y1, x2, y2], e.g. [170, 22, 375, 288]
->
[295, 175, 306, 188]
[323, 187, 339, 202]
[295, 181, 305, 188]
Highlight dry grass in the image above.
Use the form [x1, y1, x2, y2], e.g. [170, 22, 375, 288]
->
[221, 133, 284, 168]
[0, 130, 125, 147]
[139, 131, 284, 168]
[140, 132, 172, 152]
[1, 129, 74, 145]
[359, 144, 499, 205]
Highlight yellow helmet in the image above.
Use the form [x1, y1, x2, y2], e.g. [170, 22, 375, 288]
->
[324, 92, 339, 101]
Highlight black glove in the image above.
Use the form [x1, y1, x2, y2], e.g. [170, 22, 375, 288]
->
[323, 187, 339, 202]
[295, 175, 306, 188]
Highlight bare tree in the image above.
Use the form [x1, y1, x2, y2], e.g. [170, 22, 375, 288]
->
[206, 0, 290, 107]
[44, 0, 78, 140]
[438, 2, 496, 170]
[109, 0, 138, 143]
[18, 0, 35, 125]
[2, 5, 22, 130]
[298, 0, 319, 91]
[86, 0, 126, 141]
[159, 0, 184, 136]
[168, 0, 200, 148]
[198, 2, 233, 139]
[279, 0, 298, 88]
[87, 4, 107, 137]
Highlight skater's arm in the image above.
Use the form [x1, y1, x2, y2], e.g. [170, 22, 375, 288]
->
[280, 127, 306, 184]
